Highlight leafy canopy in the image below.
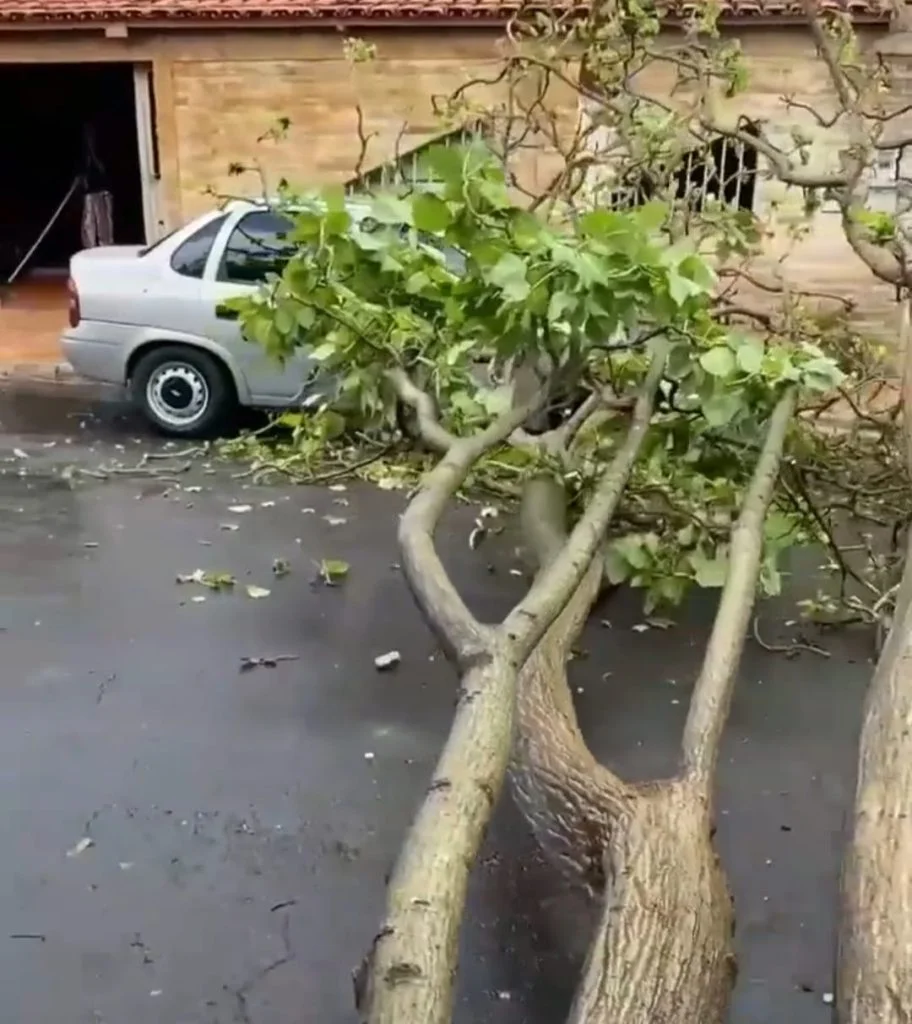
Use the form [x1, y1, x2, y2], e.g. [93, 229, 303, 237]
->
[228, 144, 843, 612]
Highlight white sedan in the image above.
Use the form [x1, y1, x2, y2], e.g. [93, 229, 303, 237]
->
[62, 199, 331, 437]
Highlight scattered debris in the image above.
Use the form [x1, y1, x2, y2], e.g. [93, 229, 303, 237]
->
[260, 500, 276, 508]
[323, 515, 347, 527]
[228, 504, 253, 514]
[752, 617, 830, 659]
[190, 595, 206, 604]
[301, 507, 316, 514]
[631, 623, 650, 633]
[9, 933, 45, 941]
[645, 616, 675, 630]
[509, 568, 523, 577]
[240, 654, 299, 672]
[246, 585, 272, 600]
[12, 448, 28, 460]
[119, 862, 134, 871]
[317, 559, 350, 585]
[184, 485, 202, 494]
[822, 993, 834, 1005]
[364, 751, 375, 760]
[600, 619, 612, 629]
[176, 569, 236, 591]
[333, 497, 350, 507]
[66, 837, 94, 858]
[270, 899, 297, 913]
[272, 558, 291, 577]
[329, 484, 347, 493]
[374, 650, 401, 671]
[83, 542, 99, 549]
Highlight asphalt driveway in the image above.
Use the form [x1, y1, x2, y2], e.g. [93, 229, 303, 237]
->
[0, 391, 871, 1024]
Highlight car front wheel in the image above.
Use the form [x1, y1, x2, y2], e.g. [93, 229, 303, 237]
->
[131, 345, 236, 438]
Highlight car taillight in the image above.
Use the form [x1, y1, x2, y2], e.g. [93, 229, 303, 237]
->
[67, 278, 80, 328]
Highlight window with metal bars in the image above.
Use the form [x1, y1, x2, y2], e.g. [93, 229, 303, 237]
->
[606, 131, 759, 222]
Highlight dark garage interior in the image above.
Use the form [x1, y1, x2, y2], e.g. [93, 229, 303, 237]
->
[0, 61, 146, 282]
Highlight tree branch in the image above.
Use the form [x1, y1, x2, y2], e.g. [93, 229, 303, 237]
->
[386, 368, 458, 453]
[398, 391, 542, 669]
[681, 387, 797, 787]
[502, 343, 668, 665]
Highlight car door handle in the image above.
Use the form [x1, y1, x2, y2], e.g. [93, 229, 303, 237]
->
[215, 304, 239, 321]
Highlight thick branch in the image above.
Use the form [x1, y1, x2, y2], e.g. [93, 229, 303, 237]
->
[502, 344, 667, 664]
[681, 387, 797, 787]
[398, 392, 541, 668]
[387, 368, 458, 453]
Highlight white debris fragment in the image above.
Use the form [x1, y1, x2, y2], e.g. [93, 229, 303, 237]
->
[12, 448, 28, 459]
[329, 484, 347, 492]
[301, 508, 316, 514]
[66, 837, 94, 858]
[228, 504, 253, 513]
[364, 751, 375, 761]
[184, 485, 202, 493]
[260, 500, 276, 508]
[822, 993, 834, 1005]
[323, 515, 347, 526]
[246, 585, 271, 599]
[374, 651, 401, 671]
[119, 862, 134, 871]
[191, 595, 206, 604]
[219, 523, 239, 531]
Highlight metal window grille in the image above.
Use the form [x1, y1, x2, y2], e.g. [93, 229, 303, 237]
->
[347, 126, 489, 192]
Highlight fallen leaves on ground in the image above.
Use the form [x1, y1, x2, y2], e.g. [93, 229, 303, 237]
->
[176, 569, 236, 591]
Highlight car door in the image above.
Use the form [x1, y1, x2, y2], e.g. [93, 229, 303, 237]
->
[204, 208, 315, 403]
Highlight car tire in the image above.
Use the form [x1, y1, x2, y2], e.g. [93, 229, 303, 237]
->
[131, 345, 236, 438]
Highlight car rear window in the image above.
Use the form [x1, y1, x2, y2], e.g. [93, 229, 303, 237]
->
[217, 211, 298, 285]
[170, 214, 229, 279]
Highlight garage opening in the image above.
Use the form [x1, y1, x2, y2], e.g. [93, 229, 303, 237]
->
[0, 61, 147, 362]
[0, 62, 146, 280]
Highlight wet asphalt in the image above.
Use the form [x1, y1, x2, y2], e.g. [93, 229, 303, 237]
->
[0, 387, 872, 1024]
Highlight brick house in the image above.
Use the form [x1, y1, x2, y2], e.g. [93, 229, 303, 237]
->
[0, 0, 905, 350]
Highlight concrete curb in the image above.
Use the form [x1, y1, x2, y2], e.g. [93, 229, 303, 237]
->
[0, 362, 123, 401]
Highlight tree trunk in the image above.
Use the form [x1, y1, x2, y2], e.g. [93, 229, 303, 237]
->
[837, 557, 912, 1023]
[569, 779, 735, 1024]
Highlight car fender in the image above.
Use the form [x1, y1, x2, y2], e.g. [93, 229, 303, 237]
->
[125, 329, 253, 405]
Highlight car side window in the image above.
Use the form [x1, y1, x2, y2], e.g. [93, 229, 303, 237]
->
[169, 214, 229, 279]
[217, 211, 297, 285]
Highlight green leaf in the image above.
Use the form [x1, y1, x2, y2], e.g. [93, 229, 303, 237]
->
[486, 253, 530, 302]
[690, 550, 729, 588]
[604, 546, 631, 585]
[547, 289, 577, 324]
[318, 558, 350, 585]
[735, 339, 764, 374]
[667, 271, 701, 306]
[700, 347, 736, 378]
[296, 305, 316, 329]
[412, 193, 453, 233]
[701, 390, 741, 427]
[310, 342, 337, 361]
[246, 584, 272, 599]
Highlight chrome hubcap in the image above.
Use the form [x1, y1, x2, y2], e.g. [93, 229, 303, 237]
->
[146, 363, 209, 428]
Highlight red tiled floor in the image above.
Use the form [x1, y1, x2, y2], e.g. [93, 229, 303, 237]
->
[0, 276, 68, 365]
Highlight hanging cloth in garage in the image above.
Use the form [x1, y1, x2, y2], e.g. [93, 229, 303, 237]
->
[81, 191, 114, 248]
[80, 123, 114, 248]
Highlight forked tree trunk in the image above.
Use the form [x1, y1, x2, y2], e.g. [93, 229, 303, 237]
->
[511, 389, 796, 1024]
[568, 779, 734, 1024]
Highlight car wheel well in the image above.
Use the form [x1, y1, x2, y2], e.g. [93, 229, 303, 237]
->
[126, 342, 237, 398]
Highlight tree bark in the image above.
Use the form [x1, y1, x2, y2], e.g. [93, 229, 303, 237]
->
[837, 530, 912, 1024]
[509, 389, 796, 1024]
[568, 779, 735, 1024]
[362, 351, 667, 1024]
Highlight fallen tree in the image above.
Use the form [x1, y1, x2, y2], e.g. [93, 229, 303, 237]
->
[227, 115, 842, 1020]
[215, 0, 912, 1018]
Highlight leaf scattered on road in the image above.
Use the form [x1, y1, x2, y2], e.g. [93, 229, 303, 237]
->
[228, 504, 253, 514]
[246, 584, 272, 599]
[272, 558, 291, 577]
[323, 515, 347, 527]
[176, 569, 236, 590]
[329, 484, 347, 493]
[219, 522, 240, 531]
[318, 559, 350, 585]
[374, 650, 401, 671]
